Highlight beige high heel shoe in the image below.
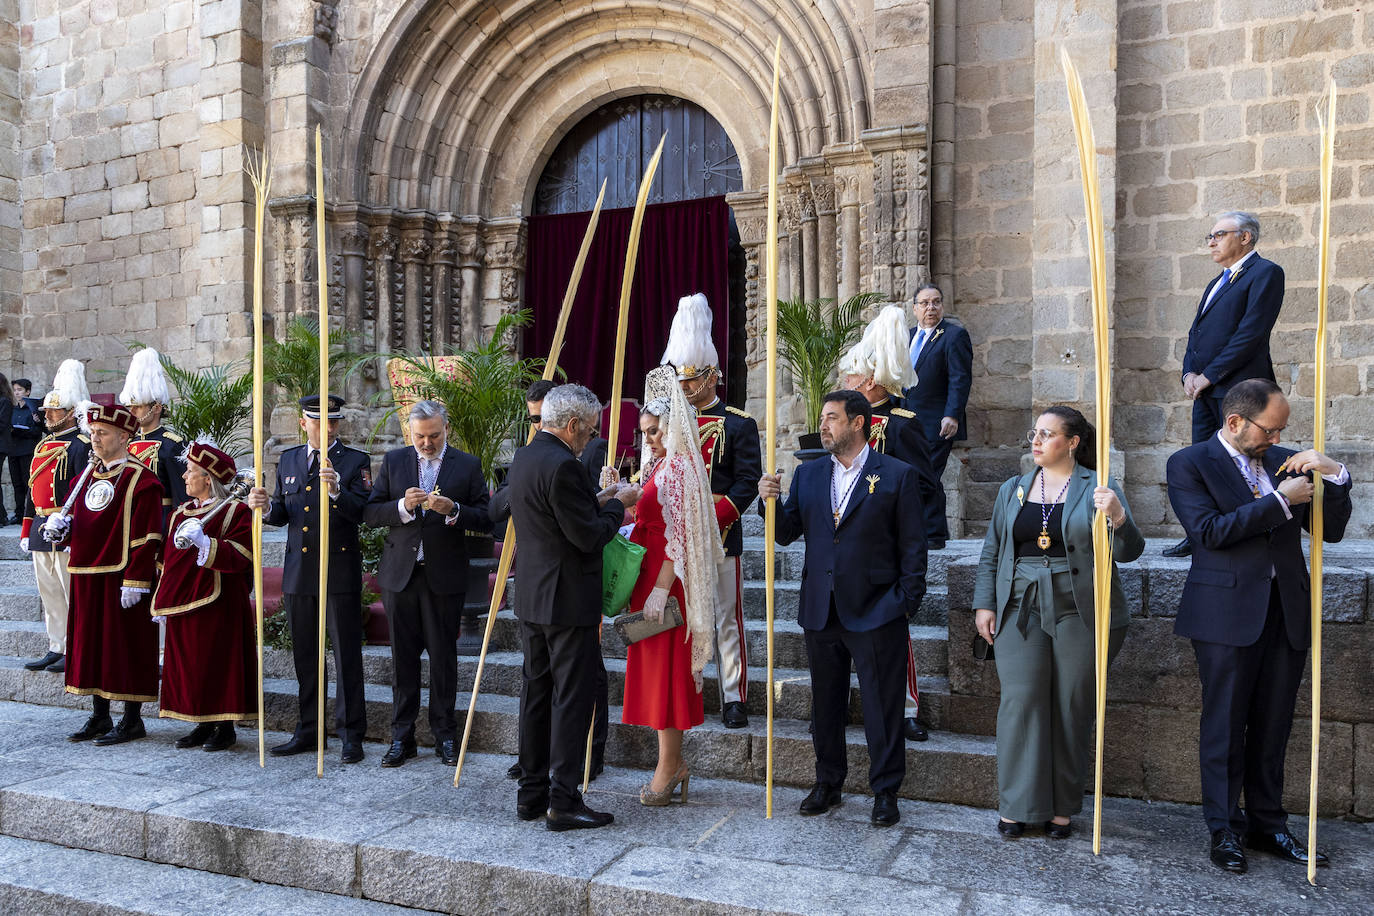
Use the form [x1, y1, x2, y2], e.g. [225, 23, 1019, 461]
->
[639, 763, 689, 806]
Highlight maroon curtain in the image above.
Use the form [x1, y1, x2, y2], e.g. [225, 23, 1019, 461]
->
[523, 195, 729, 403]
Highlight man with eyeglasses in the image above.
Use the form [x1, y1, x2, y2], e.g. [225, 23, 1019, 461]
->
[1166, 211, 1284, 558]
[1166, 379, 1350, 875]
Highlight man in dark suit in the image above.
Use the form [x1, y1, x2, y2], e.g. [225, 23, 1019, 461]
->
[1167, 379, 1350, 874]
[6, 378, 43, 525]
[505, 384, 639, 831]
[247, 395, 371, 764]
[1167, 211, 1284, 558]
[904, 283, 971, 549]
[363, 400, 490, 767]
[758, 390, 927, 827]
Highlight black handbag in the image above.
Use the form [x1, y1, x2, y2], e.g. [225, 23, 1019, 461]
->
[972, 633, 995, 661]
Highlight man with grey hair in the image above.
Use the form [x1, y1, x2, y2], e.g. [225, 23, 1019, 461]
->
[364, 399, 491, 767]
[506, 383, 640, 830]
[1166, 211, 1284, 558]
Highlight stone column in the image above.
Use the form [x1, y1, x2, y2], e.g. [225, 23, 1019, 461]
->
[457, 218, 485, 348]
[862, 126, 930, 303]
[480, 218, 526, 336]
[431, 220, 457, 351]
[805, 165, 839, 302]
[929, 0, 956, 300]
[826, 147, 873, 302]
[369, 227, 398, 363]
[400, 229, 432, 353]
[725, 191, 767, 412]
[338, 219, 369, 402]
[799, 188, 819, 301]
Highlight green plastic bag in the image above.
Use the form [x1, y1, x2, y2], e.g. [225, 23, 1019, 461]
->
[602, 533, 646, 617]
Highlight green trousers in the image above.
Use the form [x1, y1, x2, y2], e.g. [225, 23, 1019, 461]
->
[993, 557, 1123, 823]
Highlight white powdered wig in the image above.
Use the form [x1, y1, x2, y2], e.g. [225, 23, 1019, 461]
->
[660, 293, 719, 379]
[44, 359, 91, 410]
[119, 347, 171, 406]
[840, 305, 917, 394]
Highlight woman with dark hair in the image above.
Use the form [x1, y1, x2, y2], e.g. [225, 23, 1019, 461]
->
[7, 377, 42, 525]
[971, 406, 1144, 839]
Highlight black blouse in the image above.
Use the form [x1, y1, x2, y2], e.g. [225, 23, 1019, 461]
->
[1013, 500, 1066, 557]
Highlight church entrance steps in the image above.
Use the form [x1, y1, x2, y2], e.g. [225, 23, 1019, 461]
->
[0, 701, 1369, 915]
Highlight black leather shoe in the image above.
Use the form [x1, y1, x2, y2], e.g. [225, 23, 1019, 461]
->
[517, 798, 549, 822]
[871, 792, 900, 827]
[1210, 829, 1248, 873]
[1045, 820, 1073, 839]
[380, 739, 417, 767]
[437, 739, 458, 766]
[45, 656, 65, 672]
[722, 701, 748, 729]
[202, 723, 236, 752]
[175, 724, 215, 749]
[1162, 537, 1192, 558]
[904, 717, 929, 742]
[340, 742, 364, 764]
[93, 718, 146, 746]
[68, 714, 113, 742]
[269, 732, 319, 756]
[799, 783, 842, 816]
[546, 802, 614, 832]
[506, 761, 522, 780]
[24, 651, 63, 671]
[928, 540, 946, 551]
[1245, 829, 1328, 867]
[997, 818, 1026, 838]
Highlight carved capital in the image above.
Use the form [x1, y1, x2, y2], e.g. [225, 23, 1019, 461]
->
[401, 234, 433, 263]
[369, 229, 398, 261]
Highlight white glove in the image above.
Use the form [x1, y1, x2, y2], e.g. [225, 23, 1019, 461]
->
[643, 586, 670, 625]
[599, 466, 620, 489]
[41, 515, 71, 543]
[19, 538, 28, 552]
[119, 586, 148, 609]
[180, 519, 210, 551]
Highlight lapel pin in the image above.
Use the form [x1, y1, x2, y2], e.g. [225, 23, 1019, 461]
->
[866, 474, 880, 494]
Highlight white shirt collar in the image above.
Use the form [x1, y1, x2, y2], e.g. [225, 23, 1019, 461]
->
[831, 444, 871, 477]
[1222, 249, 1257, 275]
[1215, 430, 1252, 465]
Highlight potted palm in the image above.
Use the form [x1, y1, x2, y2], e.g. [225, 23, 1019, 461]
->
[775, 292, 880, 457]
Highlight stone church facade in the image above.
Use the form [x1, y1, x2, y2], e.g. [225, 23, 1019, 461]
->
[2, 0, 1372, 535]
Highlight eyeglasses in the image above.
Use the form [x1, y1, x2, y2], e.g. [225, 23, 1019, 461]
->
[1026, 428, 1061, 444]
[1205, 230, 1237, 243]
[1241, 416, 1285, 439]
[915, 297, 943, 306]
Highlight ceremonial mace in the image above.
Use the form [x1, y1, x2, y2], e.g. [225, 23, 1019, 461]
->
[581, 133, 668, 792]
[245, 146, 271, 767]
[453, 179, 609, 788]
[1061, 49, 1114, 855]
[763, 36, 782, 819]
[314, 124, 332, 779]
[171, 470, 254, 548]
[40, 452, 100, 543]
[1307, 80, 1336, 888]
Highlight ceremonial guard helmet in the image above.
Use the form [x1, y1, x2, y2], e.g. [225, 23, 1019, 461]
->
[660, 293, 718, 381]
[839, 305, 917, 395]
[41, 359, 90, 411]
[118, 347, 171, 407]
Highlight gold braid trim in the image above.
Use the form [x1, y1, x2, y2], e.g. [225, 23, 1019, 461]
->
[65, 686, 159, 703]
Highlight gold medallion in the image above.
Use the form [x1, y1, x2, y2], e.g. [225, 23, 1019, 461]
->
[1037, 533, 1051, 550]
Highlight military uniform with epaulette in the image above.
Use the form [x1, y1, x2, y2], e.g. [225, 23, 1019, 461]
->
[127, 424, 188, 531]
[21, 424, 91, 668]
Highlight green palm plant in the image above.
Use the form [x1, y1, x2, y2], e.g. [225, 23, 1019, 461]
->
[775, 292, 882, 433]
[381, 310, 544, 487]
[262, 316, 373, 406]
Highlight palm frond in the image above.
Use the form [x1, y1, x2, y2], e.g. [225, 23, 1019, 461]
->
[262, 316, 373, 405]
[775, 292, 881, 432]
[158, 358, 255, 457]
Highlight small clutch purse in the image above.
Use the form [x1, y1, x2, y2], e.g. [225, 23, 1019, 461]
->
[611, 596, 684, 645]
[972, 632, 995, 662]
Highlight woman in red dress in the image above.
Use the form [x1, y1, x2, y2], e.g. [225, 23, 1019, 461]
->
[622, 366, 722, 806]
[152, 441, 256, 751]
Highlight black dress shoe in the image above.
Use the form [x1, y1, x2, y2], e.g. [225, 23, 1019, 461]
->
[799, 783, 842, 816]
[437, 739, 457, 766]
[380, 739, 417, 767]
[68, 714, 113, 742]
[340, 743, 364, 764]
[997, 818, 1026, 838]
[93, 718, 147, 746]
[904, 717, 929, 742]
[928, 540, 946, 551]
[546, 802, 614, 832]
[202, 723, 236, 752]
[269, 732, 319, 756]
[1210, 829, 1248, 873]
[46, 656, 65, 673]
[175, 723, 215, 749]
[506, 761, 523, 780]
[24, 651, 63, 671]
[517, 798, 549, 821]
[1045, 820, 1073, 839]
[722, 701, 748, 729]
[1162, 537, 1192, 558]
[871, 792, 900, 827]
[1245, 829, 1328, 867]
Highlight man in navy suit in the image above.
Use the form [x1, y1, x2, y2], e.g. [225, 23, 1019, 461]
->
[759, 390, 927, 827]
[247, 395, 372, 764]
[1167, 379, 1351, 874]
[363, 400, 491, 768]
[1167, 211, 1284, 558]
[904, 284, 971, 548]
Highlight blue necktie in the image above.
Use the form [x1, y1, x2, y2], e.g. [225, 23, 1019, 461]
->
[911, 329, 927, 369]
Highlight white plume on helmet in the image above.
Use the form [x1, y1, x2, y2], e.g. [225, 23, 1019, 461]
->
[42, 359, 91, 411]
[119, 347, 171, 406]
[839, 305, 917, 395]
[660, 293, 718, 381]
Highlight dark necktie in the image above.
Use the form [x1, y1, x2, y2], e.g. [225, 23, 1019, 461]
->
[307, 450, 319, 478]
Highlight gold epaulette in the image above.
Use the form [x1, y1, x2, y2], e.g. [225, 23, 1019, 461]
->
[726, 406, 751, 418]
[891, 407, 916, 419]
[164, 429, 184, 442]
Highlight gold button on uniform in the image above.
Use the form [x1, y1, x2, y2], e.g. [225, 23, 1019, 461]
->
[302, 546, 309, 553]
[302, 526, 309, 532]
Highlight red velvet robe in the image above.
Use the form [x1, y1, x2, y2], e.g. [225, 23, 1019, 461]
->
[65, 458, 164, 702]
[153, 500, 257, 722]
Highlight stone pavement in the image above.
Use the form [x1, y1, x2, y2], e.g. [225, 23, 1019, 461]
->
[0, 700, 1368, 915]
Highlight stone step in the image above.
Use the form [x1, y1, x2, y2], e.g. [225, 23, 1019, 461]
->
[0, 560, 39, 588]
[737, 536, 979, 589]
[0, 588, 41, 622]
[738, 579, 950, 626]
[0, 834, 419, 914]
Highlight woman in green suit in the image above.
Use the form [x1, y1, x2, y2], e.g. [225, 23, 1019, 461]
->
[972, 406, 1144, 839]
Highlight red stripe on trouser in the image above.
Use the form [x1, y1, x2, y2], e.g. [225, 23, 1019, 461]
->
[906, 636, 919, 714]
